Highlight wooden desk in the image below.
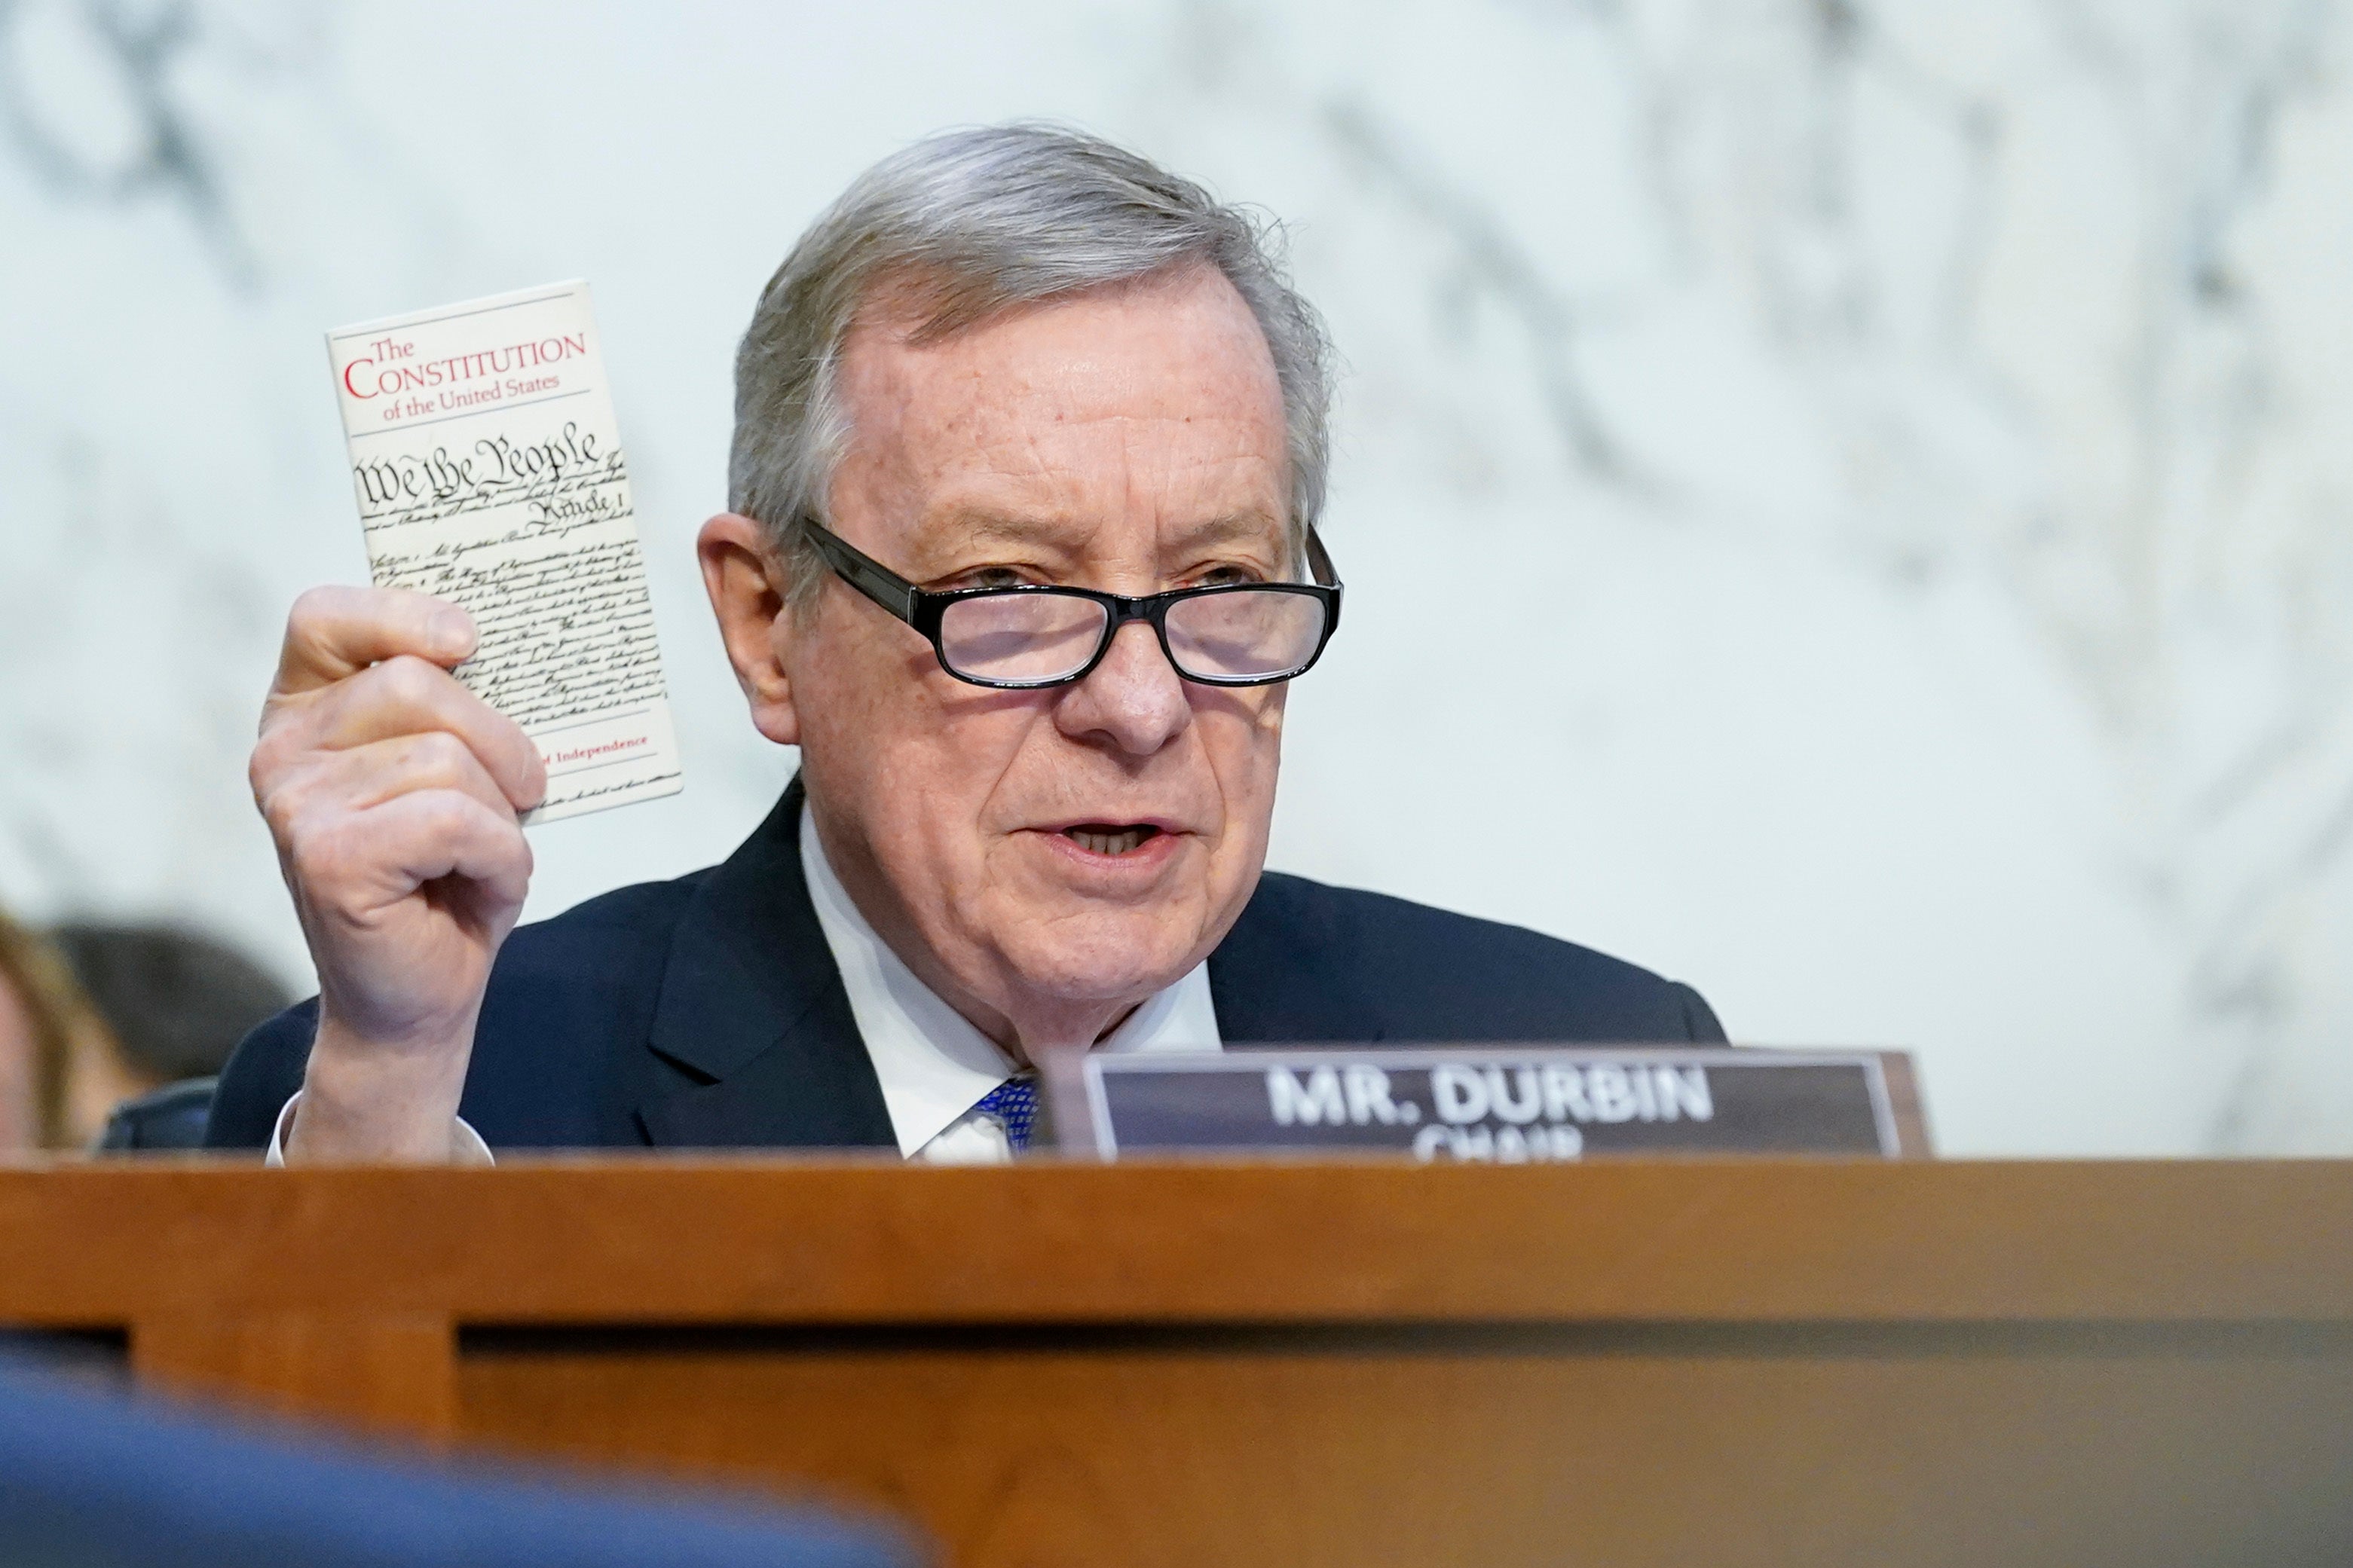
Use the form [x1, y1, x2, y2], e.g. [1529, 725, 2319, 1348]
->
[2, 1157, 2348, 1566]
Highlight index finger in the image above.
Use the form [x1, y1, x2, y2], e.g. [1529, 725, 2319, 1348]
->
[274, 585, 477, 698]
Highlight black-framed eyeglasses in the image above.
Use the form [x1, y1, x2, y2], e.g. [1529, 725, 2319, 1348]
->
[800, 518, 1344, 690]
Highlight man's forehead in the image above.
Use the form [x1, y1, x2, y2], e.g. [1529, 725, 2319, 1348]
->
[831, 267, 1292, 562]
[838, 268, 1284, 448]
[926, 506, 1287, 558]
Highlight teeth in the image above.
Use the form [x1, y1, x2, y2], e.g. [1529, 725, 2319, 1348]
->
[1067, 827, 1150, 856]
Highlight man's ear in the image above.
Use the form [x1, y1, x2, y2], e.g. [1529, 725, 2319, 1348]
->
[696, 513, 801, 747]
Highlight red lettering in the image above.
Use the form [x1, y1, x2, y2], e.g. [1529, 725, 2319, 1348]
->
[342, 356, 378, 399]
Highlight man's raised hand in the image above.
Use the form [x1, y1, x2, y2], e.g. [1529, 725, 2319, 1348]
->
[250, 585, 545, 1159]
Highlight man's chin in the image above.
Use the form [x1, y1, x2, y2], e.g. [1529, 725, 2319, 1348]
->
[974, 834, 1248, 1006]
[992, 910, 1208, 1008]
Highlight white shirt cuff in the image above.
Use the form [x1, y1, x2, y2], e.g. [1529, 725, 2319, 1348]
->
[263, 1091, 495, 1166]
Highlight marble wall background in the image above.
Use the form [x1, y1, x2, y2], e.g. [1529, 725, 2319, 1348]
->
[3, 0, 2348, 1154]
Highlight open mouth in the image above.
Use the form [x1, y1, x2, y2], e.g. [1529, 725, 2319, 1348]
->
[1060, 824, 1164, 857]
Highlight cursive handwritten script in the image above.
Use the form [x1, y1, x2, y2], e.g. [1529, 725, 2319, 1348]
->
[329, 282, 682, 824]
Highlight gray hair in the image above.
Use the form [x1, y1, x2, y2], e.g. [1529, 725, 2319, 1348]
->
[728, 123, 1334, 607]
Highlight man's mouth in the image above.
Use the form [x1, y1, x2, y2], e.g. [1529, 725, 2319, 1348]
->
[1060, 824, 1164, 857]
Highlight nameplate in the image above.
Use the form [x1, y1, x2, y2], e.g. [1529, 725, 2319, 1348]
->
[1072, 1048, 1923, 1160]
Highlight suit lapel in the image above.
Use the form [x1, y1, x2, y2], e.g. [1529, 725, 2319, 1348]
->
[635, 778, 898, 1149]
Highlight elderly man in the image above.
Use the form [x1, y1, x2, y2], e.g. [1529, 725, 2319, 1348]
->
[207, 125, 1722, 1162]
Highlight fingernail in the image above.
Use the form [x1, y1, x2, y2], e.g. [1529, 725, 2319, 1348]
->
[430, 608, 473, 658]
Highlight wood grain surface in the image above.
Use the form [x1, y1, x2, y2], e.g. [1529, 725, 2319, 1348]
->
[3, 1157, 2348, 1566]
[4, 1157, 2351, 1322]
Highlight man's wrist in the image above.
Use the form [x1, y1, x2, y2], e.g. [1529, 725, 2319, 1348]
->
[286, 1010, 479, 1162]
[270, 1092, 492, 1166]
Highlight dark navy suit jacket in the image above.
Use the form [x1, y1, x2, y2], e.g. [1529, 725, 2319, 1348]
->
[207, 780, 1724, 1151]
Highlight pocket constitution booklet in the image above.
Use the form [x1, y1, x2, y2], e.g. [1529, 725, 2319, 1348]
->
[326, 280, 683, 824]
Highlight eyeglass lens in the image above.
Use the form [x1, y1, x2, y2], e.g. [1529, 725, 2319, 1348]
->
[1164, 590, 1326, 680]
[935, 588, 1327, 685]
[937, 594, 1106, 683]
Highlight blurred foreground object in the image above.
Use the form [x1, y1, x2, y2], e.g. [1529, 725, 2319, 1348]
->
[0, 1349, 913, 1568]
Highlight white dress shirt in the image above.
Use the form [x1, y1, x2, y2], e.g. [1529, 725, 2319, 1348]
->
[270, 808, 1222, 1164]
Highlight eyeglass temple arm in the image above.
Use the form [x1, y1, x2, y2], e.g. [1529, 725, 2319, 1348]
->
[800, 518, 917, 622]
[1304, 526, 1342, 589]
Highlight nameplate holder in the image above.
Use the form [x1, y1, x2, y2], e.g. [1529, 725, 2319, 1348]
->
[1056, 1047, 1928, 1160]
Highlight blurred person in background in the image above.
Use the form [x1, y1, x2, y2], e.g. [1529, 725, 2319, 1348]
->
[0, 912, 290, 1152]
[53, 924, 292, 1151]
[0, 911, 115, 1153]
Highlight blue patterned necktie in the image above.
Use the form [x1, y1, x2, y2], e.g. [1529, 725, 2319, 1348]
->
[972, 1073, 1040, 1151]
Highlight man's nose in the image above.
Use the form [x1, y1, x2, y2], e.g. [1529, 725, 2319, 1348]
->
[1053, 619, 1190, 755]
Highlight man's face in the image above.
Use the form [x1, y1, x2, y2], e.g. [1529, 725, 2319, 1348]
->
[763, 266, 1294, 1053]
